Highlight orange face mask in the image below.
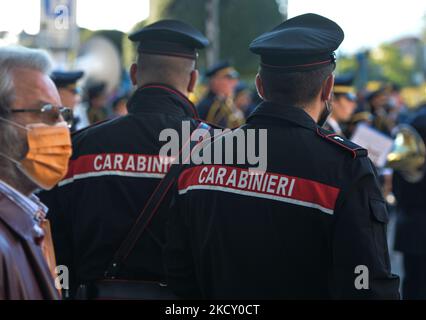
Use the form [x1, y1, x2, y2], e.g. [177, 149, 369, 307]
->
[0, 119, 72, 190]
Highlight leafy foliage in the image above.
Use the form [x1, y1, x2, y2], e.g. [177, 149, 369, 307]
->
[147, 0, 283, 77]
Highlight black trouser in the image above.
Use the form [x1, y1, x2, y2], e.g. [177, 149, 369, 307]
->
[402, 254, 426, 300]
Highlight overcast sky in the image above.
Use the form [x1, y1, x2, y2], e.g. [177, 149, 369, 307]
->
[287, 0, 426, 53]
[0, 0, 424, 54]
[0, 0, 150, 35]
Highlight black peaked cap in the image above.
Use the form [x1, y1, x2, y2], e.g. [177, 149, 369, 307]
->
[129, 19, 209, 59]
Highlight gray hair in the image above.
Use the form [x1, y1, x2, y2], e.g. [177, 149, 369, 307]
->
[0, 46, 53, 117]
[0, 46, 53, 190]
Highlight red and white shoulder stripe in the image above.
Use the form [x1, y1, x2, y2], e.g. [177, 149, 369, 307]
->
[178, 165, 340, 215]
[59, 153, 175, 187]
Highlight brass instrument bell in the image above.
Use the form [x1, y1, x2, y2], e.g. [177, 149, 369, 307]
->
[386, 124, 426, 183]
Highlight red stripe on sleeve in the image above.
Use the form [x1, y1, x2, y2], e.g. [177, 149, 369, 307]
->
[178, 165, 340, 212]
[64, 153, 175, 180]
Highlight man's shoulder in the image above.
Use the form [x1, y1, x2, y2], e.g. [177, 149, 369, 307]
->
[313, 127, 374, 181]
[315, 127, 368, 160]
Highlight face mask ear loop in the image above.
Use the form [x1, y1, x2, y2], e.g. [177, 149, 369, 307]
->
[317, 101, 332, 128]
[0, 116, 29, 131]
[0, 117, 29, 171]
[0, 151, 22, 167]
[325, 101, 331, 113]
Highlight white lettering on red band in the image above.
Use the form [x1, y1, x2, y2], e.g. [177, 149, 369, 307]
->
[178, 165, 340, 215]
[59, 153, 175, 187]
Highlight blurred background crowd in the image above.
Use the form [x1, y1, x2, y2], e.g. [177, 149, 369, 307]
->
[1, 0, 426, 297]
[1, 0, 424, 134]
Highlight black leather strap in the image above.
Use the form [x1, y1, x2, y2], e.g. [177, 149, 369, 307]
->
[104, 122, 212, 279]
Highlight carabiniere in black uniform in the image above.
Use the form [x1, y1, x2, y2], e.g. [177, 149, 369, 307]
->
[39, 20, 209, 297]
[164, 14, 400, 299]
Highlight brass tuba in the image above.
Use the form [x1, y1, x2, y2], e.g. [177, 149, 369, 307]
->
[386, 124, 426, 183]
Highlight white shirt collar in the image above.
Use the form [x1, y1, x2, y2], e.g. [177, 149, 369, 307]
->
[0, 179, 48, 220]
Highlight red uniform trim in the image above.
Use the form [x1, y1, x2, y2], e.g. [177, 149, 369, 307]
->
[261, 59, 332, 70]
[63, 153, 174, 181]
[178, 165, 340, 213]
[141, 84, 199, 119]
[316, 127, 359, 158]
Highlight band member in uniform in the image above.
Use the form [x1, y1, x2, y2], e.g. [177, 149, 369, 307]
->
[109, 94, 129, 119]
[164, 14, 400, 299]
[50, 70, 84, 132]
[234, 81, 255, 119]
[324, 75, 357, 136]
[86, 82, 108, 125]
[39, 20, 209, 298]
[366, 85, 393, 136]
[197, 61, 245, 128]
[393, 107, 426, 299]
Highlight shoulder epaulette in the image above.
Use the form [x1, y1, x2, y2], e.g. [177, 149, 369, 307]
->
[316, 127, 368, 158]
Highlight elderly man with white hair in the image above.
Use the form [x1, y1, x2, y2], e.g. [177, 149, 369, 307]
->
[0, 46, 72, 300]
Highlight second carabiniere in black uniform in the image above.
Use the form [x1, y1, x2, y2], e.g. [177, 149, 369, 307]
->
[164, 14, 400, 299]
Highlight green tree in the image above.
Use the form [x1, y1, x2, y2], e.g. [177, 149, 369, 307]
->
[136, 0, 283, 78]
[335, 54, 357, 75]
[335, 44, 416, 88]
[369, 44, 415, 86]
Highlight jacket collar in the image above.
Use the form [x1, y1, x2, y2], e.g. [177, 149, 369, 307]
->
[247, 101, 319, 131]
[127, 84, 199, 119]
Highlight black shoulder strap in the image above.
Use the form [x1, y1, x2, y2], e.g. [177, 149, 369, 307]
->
[316, 127, 368, 158]
[104, 122, 212, 279]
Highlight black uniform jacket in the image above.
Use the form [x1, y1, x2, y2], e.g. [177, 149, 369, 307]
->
[39, 84, 204, 294]
[393, 111, 426, 255]
[164, 101, 400, 299]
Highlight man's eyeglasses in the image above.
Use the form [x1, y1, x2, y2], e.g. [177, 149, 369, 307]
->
[11, 104, 73, 128]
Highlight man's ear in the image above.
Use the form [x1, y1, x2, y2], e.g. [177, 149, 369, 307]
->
[255, 73, 265, 100]
[321, 74, 335, 101]
[187, 69, 199, 93]
[130, 63, 138, 86]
